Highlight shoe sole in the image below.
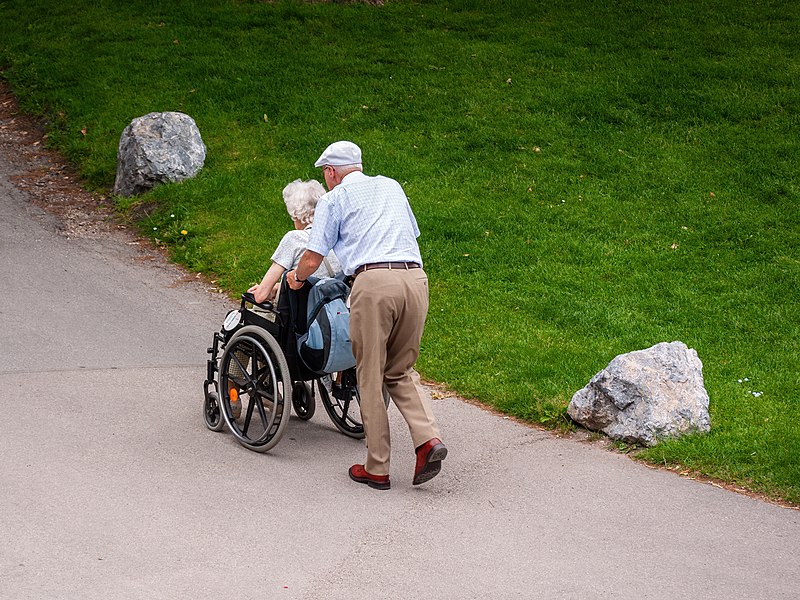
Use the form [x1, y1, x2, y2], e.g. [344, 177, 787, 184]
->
[413, 444, 448, 485]
[349, 471, 391, 490]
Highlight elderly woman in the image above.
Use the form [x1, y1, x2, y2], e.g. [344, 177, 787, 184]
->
[248, 179, 341, 303]
[228, 179, 341, 420]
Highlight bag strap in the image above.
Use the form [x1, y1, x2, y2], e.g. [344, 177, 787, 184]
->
[322, 256, 335, 277]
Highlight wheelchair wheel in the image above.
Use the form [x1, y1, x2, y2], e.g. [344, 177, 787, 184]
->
[219, 326, 291, 452]
[203, 389, 225, 432]
[292, 381, 316, 421]
[318, 371, 392, 439]
[317, 369, 366, 439]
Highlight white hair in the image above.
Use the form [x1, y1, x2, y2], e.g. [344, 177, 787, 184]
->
[282, 178, 325, 225]
[331, 164, 362, 177]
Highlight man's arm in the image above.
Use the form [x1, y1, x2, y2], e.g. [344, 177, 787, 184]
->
[287, 250, 324, 289]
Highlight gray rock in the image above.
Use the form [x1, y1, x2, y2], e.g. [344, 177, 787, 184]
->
[567, 341, 711, 446]
[113, 112, 206, 197]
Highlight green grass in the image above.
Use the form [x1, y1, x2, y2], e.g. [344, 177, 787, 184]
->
[1, 0, 798, 504]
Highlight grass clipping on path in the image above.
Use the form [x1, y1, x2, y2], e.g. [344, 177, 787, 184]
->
[1, 0, 797, 504]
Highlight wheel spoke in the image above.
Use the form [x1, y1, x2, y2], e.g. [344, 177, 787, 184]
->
[229, 350, 252, 388]
[256, 366, 271, 388]
[254, 390, 270, 424]
[242, 394, 256, 434]
[250, 356, 274, 427]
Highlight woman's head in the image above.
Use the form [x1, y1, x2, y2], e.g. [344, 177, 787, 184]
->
[282, 179, 326, 225]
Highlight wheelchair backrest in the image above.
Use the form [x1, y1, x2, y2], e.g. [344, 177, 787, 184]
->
[292, 276, 356, 376]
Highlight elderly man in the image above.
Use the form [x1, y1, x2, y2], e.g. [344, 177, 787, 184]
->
[287, 141, 446, 490]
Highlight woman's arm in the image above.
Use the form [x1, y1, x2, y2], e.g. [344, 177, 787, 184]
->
[248, 261, 286, 303]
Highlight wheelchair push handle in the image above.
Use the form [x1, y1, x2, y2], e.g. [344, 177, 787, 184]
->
[241, 291, 274, 310]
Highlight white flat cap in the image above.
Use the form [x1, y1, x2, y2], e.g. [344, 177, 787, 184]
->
[314, 141, 362, 167]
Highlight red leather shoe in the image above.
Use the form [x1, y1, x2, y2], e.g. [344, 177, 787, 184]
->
[413, 438, 448, 485]
[349, 464, 391, 490]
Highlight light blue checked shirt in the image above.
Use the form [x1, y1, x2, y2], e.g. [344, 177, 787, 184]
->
[306, 171, 423, 276]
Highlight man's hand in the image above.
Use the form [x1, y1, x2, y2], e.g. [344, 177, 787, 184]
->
[287, 270, 305, 290]
[288, 250, 325, 290]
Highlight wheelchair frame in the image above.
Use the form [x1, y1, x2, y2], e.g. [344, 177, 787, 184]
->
[202, 279, 365, 452]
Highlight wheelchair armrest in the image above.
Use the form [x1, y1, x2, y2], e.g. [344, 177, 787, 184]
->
[241, 292, 274, 311]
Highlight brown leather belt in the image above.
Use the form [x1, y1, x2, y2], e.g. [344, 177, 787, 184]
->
[354, 262, 421, 277]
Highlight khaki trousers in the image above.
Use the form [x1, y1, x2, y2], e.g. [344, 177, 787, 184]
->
[349, 268, 440, 476]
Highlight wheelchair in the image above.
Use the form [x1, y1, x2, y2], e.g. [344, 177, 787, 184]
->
[202, 277, 365, 452]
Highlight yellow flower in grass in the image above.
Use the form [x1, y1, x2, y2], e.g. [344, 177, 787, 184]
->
[181, 230, 188, 235]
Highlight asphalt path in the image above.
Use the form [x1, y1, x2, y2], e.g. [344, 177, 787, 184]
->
[1, 142, 798, 600]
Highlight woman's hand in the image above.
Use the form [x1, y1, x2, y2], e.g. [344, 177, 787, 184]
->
[247, 283, 269, 303]
[250, 262, 287, 302]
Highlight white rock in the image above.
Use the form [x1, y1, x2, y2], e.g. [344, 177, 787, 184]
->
[567, 341, 711, 446]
